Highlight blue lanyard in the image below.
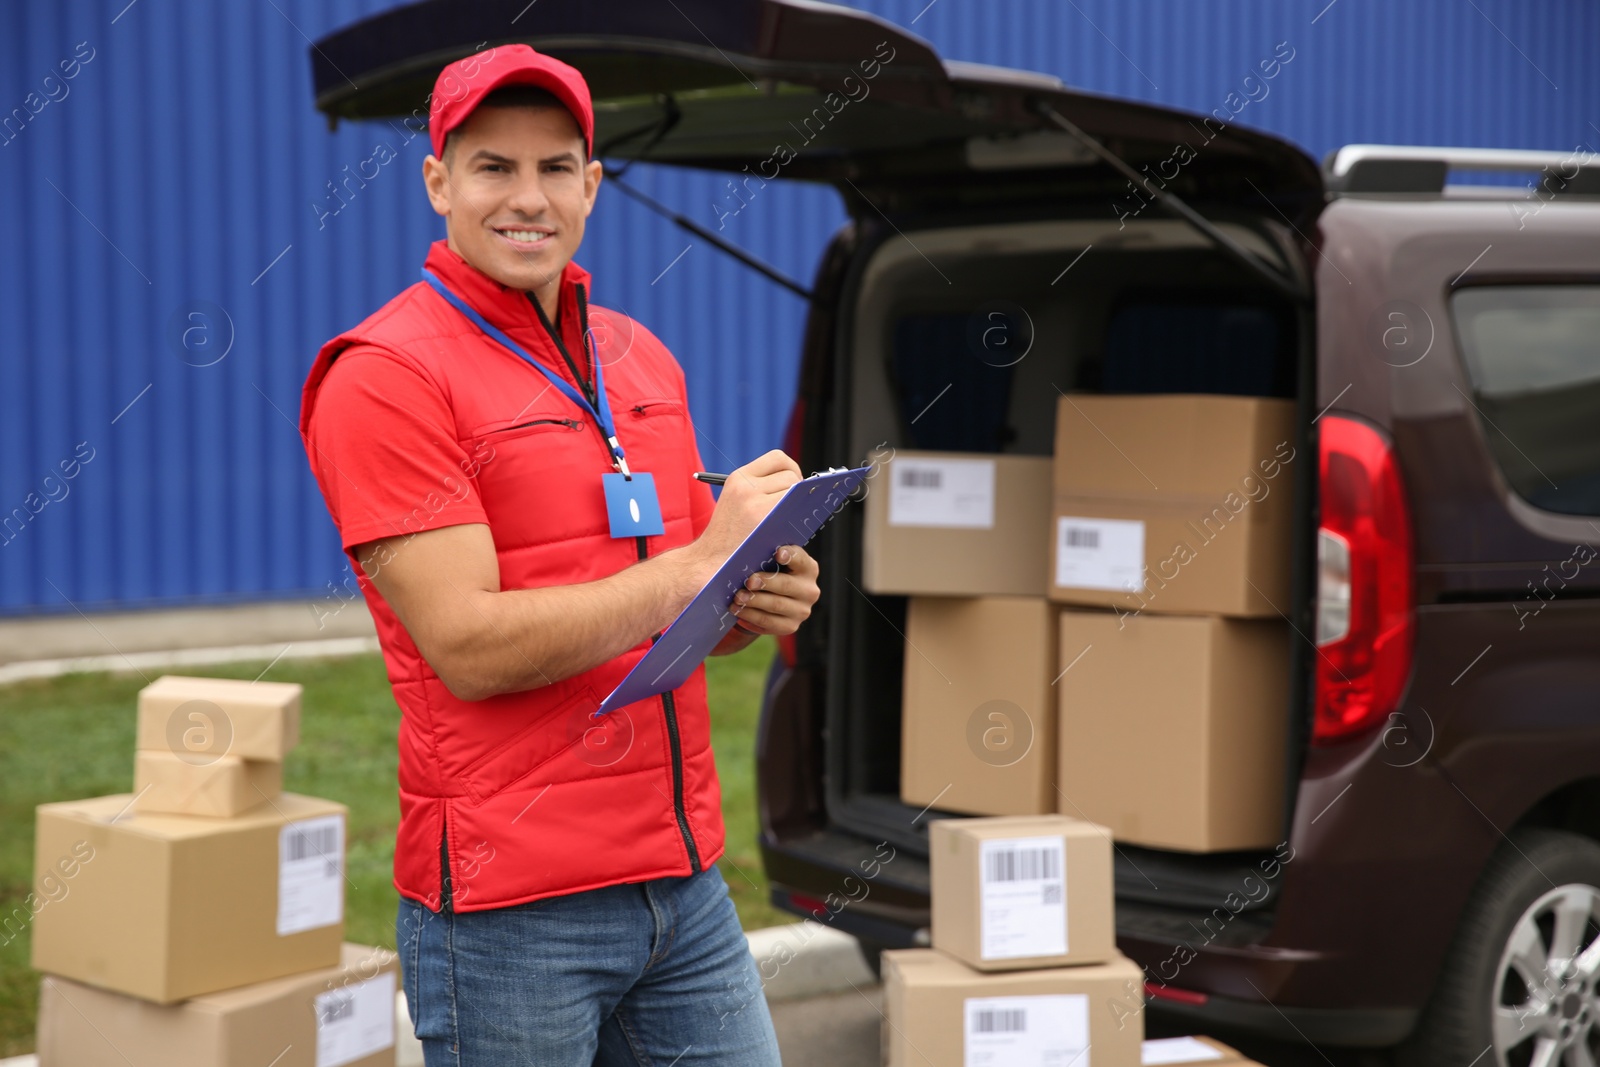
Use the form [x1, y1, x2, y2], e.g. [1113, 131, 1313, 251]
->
[420, 268, 630, 476]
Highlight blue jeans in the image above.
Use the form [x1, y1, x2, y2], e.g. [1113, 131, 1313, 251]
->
[397, 865, 782, 1065]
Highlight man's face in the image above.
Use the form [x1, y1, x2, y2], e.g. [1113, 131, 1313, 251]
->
[422, 104, 602, 298]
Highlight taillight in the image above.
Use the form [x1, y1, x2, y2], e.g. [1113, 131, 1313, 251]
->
[1314, 415, 1414, 744]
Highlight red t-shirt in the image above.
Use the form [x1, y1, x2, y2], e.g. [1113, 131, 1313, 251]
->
[306, 346, 492, 552]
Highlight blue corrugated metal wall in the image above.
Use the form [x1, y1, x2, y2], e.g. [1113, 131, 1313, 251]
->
[2, 0, 1595, 616]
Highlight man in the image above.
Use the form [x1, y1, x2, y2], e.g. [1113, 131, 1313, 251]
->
[298, 45, 815, 1065]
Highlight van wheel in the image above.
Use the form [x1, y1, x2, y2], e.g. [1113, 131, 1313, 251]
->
[1398, 828, 1600, 1067]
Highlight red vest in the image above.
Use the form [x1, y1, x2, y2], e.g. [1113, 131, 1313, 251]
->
[300, 241, 725, 912]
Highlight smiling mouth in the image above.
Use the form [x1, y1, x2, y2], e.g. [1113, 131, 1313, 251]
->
[496, 227, 554, 246]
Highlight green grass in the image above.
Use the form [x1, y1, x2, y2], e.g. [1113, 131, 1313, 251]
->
[0, 638, 780, 1056]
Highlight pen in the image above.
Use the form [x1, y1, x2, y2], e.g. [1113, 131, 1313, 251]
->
[692, 472, 728, 486]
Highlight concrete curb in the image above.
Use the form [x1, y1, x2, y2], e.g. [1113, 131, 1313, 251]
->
[746, 920, 877, 1002]
[0, 636, 381, 686]
[0, 600, 378, 670]
[7, 923, 870, 1066]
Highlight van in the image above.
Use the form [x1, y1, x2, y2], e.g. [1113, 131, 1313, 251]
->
[314, 2, 1600, 1059]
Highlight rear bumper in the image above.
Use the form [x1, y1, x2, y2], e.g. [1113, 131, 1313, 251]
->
[763, 827, 931, 947]
[1146, 990, 1416, 1048]
[765, 828, 1420, 1048]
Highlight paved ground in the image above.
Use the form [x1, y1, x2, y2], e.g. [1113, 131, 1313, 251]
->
[771, 986, 887, 1067]
[770, 986, 1396, 1067]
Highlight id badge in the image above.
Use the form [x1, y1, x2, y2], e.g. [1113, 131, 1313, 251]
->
[602, 472, 665, 538]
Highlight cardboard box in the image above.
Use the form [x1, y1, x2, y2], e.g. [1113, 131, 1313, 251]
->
[136, 674, 301, 762]
[864, 451, 1052, 596]
[1049, 394, 1296, 617]
[883, 948, 1144, 1067]
[37, 942, 397, 1067]
[32, 792, 346, 1003]
[901, 597, 1058, 817]
[134, 749, 282, 817]
[1056, 610, 1291, 852]
[930, 814, 1115, 972]
[1142, 1035, 1254, 1064]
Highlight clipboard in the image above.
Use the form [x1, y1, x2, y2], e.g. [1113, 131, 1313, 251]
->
[596, 465, 871, 717]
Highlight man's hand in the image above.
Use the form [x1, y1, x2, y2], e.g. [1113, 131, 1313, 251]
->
[726, 544, 820, 637]
[692, 451, 821, 652]
[687, 450, 803, 570]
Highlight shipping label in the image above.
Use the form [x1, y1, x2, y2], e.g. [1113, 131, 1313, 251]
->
[964, 993, 1088, 1066]
[278, 814, 345, 936]
[316, 971, 396, 1067]
[979, 835, 1067, 960]
[1055, 516, 1145, 592]
[888, 457, 996, 529]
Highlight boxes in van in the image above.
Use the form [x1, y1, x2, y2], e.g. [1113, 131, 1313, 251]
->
[1056, 609, 1291, 852]
[1049, 394, 1296, 618]
[901, 596, 1058, 817]
[864, 451, 1052, 597]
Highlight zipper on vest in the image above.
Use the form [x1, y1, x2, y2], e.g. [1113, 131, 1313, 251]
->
[438, 813, 453, 912]
[498, 417, 583, 433]
[637, 533, 703, 873]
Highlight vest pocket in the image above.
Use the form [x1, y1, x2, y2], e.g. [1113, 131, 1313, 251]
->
[458, 684, 601, 804]
[626, 399, 684, 420]
[470, 416, 586, 442]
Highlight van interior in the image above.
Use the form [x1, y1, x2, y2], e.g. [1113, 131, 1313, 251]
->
[819, 214, 1313, 922]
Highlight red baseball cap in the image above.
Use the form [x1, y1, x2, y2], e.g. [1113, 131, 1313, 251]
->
[428, 44, 594, 160]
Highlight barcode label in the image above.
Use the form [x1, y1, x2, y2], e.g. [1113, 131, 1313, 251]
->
[966, 995, 1087, 1064]
[278, 814, 345, 936]
[979, 836, 1067, 960]
[1055, 515, 1145, 593]
[1062, 525, 1100, 549]
[286, 824, 340, 863]
[984, 846, 1062, 883]
[974, 1008, 1026, 1033]
[887, 457, 995, 529]
[320, 992, 355, 1025]
[316, 972, 396, 1067]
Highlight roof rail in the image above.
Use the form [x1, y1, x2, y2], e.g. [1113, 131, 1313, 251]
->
[1323, 144, 1600, 195]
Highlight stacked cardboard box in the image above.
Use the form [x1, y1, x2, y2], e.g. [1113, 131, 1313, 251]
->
[864, 451, 1052, 598]
[884, 813, 1263, 1066]
[874, 396, 1295, 842]
[885, 815, 1145, 1066]
[865, 397, 1297, 1060]
[1048, 395, 1296, 852]
[1047, 395, 1295, 617]
[30, 676, 396, 1066]
[866, 451, 1058, 819]
[900, 597, 1058, 817]
[133, 675, 300, 817]
[38, 944, 398, 1067]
